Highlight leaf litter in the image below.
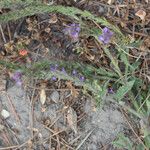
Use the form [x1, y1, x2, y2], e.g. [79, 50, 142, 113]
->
[0, 0, 150, 149]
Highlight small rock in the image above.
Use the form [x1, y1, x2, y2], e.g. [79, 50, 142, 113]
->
[50, 90, 59, 103]
[1, 109, 10, 119]
[98, 6, 105, 14]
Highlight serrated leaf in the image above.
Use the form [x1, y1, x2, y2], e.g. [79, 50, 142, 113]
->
[114, 80, 135, 101]
[112, 134, 133, 150]
[103, 47, 122, 77]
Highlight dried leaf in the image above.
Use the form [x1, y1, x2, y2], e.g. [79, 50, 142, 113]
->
[67, 107, 77, 134]
[1, 109, 10, 119]
[135, 10, 146, 20]
[49, 14, 58, 24]
[66, 81, 79, 98]
[44, 27, 51, 33]
[107, 0, 115, 5]
[4, 41, 14, 52]
[40, 89, 46, 105]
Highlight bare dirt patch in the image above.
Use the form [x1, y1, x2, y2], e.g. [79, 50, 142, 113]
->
[0, 84, 128, 149]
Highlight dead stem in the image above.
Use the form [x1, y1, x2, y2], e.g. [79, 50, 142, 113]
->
[0, 25, 6, 43]
[5, 92, 21, 124]
[7, 23, 11, 41]
[121, 109, 148, 150]
[76, 128, 95, 150]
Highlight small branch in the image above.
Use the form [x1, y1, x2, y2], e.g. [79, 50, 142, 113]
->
[0, 25, 6, 43]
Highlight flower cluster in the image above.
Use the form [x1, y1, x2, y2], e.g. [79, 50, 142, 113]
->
[11, 71, 23, 86]
[50, 64, 85, 82]
[63, 23, 80, 42]
[98, 27, 113, 44]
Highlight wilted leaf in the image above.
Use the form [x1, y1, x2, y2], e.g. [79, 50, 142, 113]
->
[49, 14, 58, 24]
[135, 10, 146, 20]
[67, 107, 77, 134]
[40, 89, 46, 105]
[114, 80, 135, 101]
[1, 109, 10, 119]
[66, 81, 79, 98]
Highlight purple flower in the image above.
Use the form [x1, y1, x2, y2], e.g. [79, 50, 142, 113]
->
[61, 67, 66, 74]
[79, 76, 85, 82]
[11, 71, 23, 86]
[108, 87, 114, 94]
[72, 69, 77, 76]
[98, 27, 113, 44]
[51, 76, 57, 81]
[63, 23, 80, 41]
[50, 64, 58, 72]
[16, 80, 22, 86]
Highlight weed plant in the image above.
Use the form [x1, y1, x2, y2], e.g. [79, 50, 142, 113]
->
[0, 1, 149, 149]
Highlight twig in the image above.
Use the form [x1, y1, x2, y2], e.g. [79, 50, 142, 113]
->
[7, 23, 11, 41]
[0, 25, 6, 43]
[138, 94, 150, 112]
[76, 128, 95, 150]
[0, 145, 19, 150]
[0, 132, 12, 147]
[69, 135, 81, 145]
[121, 109, 148, 150]
[44, 127, 74, 150]
[5, 92, 21, 124]
[29, 80, 36, 139]
[56, 134, 61, 150]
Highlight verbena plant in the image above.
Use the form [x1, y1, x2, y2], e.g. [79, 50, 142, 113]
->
[0, 1, 149, 149]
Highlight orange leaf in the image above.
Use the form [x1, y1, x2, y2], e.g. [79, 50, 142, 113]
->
[19, 49, 28, 56]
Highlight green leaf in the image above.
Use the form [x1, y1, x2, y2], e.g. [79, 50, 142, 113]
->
[103, 47, 122, 77]
[145, 135, 150, 148]
[112, 133, 133, 150]
[136, 144, 145, 150]
[146, 99, 150, 114]
[114, 80, 135, 101]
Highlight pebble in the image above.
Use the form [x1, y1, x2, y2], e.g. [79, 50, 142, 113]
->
[50, 90, 60, 103]
[1, 109, 10, 119]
